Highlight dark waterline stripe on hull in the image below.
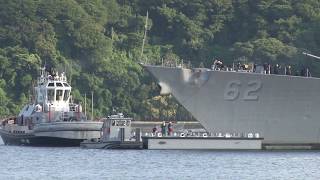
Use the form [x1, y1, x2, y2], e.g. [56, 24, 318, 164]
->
[0, 133, 83, 147]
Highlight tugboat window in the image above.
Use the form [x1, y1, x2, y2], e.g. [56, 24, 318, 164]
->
[48, 83, 54, 87]
[56, 83, 63, 87]
[64, 90, 70, 101]
[47, 90, 55, 101]
[56, 90, 63, 101]
[63, 83, 70, 87]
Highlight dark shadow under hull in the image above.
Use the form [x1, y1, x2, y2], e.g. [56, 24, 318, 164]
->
[80, 141, 142, 149]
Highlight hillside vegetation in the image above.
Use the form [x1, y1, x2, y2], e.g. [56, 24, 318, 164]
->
[0, 0, 320, 119]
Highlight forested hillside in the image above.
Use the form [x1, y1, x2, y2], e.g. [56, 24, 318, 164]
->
[0, 0, 320, 119]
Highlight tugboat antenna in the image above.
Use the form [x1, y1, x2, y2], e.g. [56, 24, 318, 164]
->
[140, 11, 149, 64]
[69, 63, 72, 83]
[91, 91, 94, 121]
[84, 93, 87, 117]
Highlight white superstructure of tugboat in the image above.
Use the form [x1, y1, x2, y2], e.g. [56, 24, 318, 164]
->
[0, 66, 102, 146]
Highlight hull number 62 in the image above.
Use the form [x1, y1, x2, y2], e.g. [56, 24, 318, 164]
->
[224, 80, 262, 101]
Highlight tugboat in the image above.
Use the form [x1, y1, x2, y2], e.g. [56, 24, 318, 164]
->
[80, 113, 142, 149]
[0, 66, 102, 146]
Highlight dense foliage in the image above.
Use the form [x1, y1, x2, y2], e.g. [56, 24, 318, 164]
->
[0, 0, 320, 119]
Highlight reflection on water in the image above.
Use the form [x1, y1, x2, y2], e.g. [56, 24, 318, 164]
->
[0, 139, 319, 179]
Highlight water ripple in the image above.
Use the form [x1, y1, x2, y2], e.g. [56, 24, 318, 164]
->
[0, 140, 320, 180]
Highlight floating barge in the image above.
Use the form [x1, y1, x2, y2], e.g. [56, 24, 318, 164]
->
[141, 131, 263, 150]
[80, 113, 263, 150]
[142, 136, 263, 150]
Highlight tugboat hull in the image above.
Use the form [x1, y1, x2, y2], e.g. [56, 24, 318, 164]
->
[0, 122, 103, 146]
[0, 130, 83, 146]
[0, 66, 104, 147]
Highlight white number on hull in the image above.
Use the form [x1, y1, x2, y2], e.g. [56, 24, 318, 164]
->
[243, 81, 262, 100]
[224, 80, 262, 101]
[224, 80, 241, 100]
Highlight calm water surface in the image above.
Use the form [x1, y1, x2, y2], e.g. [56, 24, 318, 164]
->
[0, 139, 319, 180]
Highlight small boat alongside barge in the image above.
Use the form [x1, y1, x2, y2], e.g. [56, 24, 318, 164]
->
[80, 113, 142, 149]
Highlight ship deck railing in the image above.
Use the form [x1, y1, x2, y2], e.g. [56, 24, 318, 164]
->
[144, 61, 313, 78]
[142, 131, 261, 139]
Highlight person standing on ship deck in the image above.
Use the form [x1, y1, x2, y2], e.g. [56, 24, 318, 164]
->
[161, 121, 166, 136]
[152, 126, 157, 135]
[167, 122, 173, 136]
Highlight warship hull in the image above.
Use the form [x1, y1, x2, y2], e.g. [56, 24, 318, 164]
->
[144, 65, 320, 147]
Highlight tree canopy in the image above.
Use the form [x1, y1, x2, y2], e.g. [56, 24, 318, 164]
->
[0, 0, 320, 119]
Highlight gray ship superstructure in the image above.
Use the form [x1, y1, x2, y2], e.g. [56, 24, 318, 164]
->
[144, 64, 320, 148]
[0, 67, 102, 146]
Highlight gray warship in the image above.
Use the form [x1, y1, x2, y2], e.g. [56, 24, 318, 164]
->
[143, 62, 320, 149]
[0, 67, 102, 146]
